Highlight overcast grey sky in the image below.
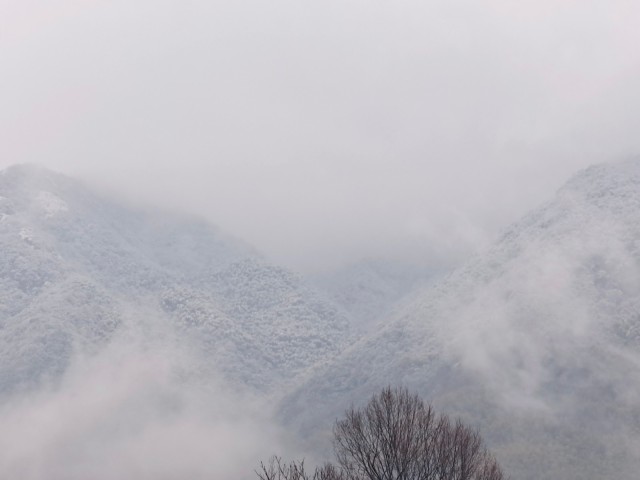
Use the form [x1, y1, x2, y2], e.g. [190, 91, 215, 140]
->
[2, 0, 640, 271]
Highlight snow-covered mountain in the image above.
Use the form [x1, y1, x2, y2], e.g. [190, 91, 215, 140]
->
[281, 158, 640, 480]
[4, 160, 640, 479]
[0, 164, 352, 396]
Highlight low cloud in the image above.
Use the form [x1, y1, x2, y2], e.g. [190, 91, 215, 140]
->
[2, 1, 640, 271]
[0, 330, 288, 480]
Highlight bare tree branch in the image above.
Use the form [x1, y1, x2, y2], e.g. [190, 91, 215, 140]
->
[257, 387, 507, 480]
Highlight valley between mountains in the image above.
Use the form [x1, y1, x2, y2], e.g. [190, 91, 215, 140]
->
[1, 160, 639, 479]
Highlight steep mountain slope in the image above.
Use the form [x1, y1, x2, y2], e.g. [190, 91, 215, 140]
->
[0, 165, 352, 395]
[281, 158, 640, 480]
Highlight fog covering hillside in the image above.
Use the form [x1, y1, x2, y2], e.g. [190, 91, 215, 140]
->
[281, 158, 640, 480]
[2, 160, 640, 479]
[0, 164, 352, 478]
[310, 259, 436, 333]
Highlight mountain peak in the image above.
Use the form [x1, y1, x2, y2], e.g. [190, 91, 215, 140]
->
[1, 163, 65, 181]
[0, 164, 77, 204]
[560, 157, 640, 204]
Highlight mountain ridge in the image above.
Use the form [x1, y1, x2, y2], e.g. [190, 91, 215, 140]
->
[2, 160, 640, 479]
[280, 158, 640, 480]
[0, 164, 353, 396]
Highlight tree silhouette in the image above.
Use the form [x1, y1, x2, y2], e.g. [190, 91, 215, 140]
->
[258, 387, 505, 480]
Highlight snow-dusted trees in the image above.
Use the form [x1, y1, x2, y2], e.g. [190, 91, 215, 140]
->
[257, 387, 505, 480]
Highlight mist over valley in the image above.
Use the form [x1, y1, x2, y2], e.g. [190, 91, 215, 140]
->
[3, 1, 640, 478]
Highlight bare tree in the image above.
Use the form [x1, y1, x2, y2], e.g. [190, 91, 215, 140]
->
[257, 387, 505, 480]
[256, 457, 345, 480]
[333, 387, 504, 480]
[256, 457, 308, 480]
[334, 387, 437, 480]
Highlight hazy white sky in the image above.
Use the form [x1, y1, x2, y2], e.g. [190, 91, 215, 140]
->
[2, 0, 640, 271]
